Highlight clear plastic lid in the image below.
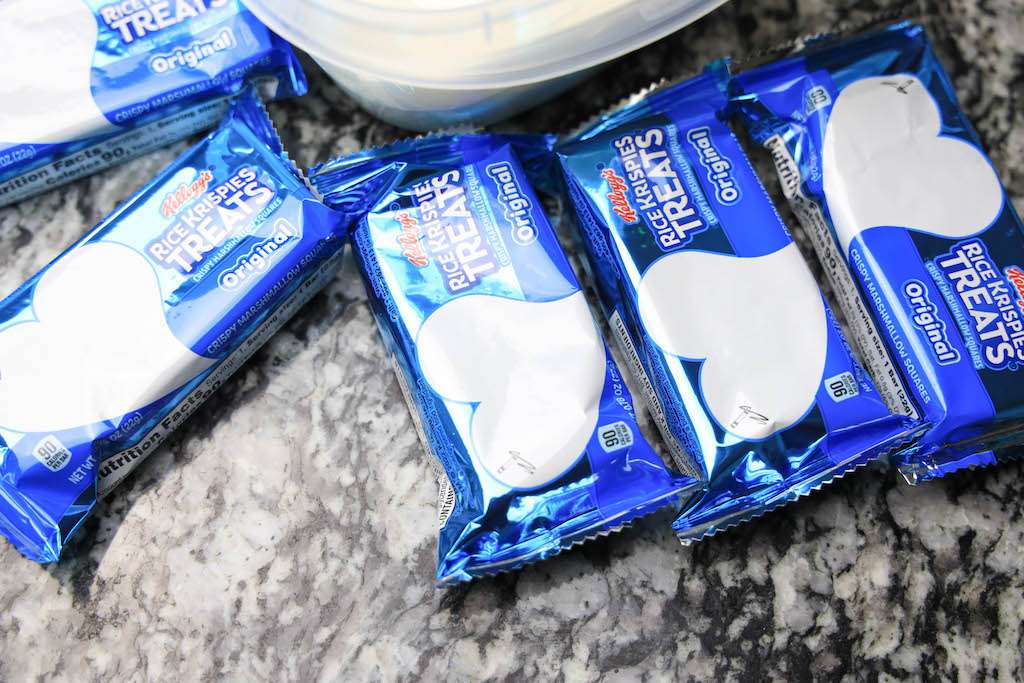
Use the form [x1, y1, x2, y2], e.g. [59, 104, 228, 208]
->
[244, 0, 727, 89]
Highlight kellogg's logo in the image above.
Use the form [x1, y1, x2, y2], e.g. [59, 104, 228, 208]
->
[1005, 266, 1024, 309]
[396, 211, 428, 268]
[601, 168, 638, 224]
[160, 169, 214, 218]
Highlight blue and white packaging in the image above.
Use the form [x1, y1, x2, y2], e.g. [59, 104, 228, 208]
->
[731, 23, 1024, 482]
[0, 89, 346, 563]
[0, 0, 305, 207]
[312, 134, 698, 583]
[557, 69, 915, 541]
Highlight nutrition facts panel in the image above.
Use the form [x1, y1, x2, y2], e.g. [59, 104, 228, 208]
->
[764, 134, 919, 421]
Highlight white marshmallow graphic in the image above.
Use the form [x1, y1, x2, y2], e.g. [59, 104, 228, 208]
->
[416, 292, 606, 489]
[0, 243, 214, 434]
[637, 244, 827, 439]
[0, 0, 115, 145]
[822, 75, 1003, 252]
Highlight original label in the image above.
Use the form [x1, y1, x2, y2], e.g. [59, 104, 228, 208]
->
[485, 161, 539, 246]
[902, 279, 960, 365]
[217, 219, 300, 290]
[149, 29, 236, 75]
[686, 126, 740, 206]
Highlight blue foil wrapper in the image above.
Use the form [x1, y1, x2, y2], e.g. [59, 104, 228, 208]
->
[557, 68, 915, 541]
[311, 134, 698, 583]
[731, 22, 1024, 482]
[0, 89, 346, 563]
[0, 0, 306, 207]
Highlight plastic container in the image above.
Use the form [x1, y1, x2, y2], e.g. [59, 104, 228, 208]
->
[244, 0, 728, 130]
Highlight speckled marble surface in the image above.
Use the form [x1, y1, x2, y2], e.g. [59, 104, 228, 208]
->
[2, 0, 1024, 680]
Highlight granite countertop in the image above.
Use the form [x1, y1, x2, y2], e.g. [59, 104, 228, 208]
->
[2, 0, 1023, 680]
